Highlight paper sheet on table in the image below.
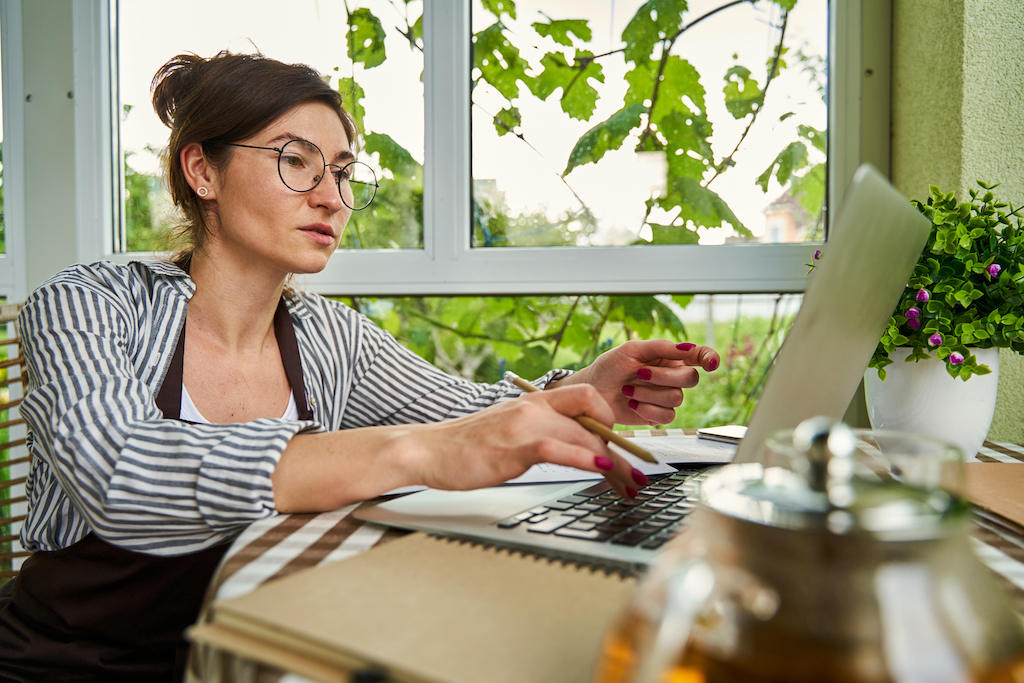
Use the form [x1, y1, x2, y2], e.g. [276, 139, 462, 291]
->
[382, 434, 733, 495]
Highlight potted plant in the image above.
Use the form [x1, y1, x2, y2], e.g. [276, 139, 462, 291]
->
[863, 181, 1024, 457]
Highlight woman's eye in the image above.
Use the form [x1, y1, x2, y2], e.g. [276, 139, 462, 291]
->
[332, 169, 346, 184]
[282, 154, 306, 169]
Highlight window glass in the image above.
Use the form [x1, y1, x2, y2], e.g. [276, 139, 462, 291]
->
[117, 0, 424, 252]
[349, 292, 801, 428]
[470, 0, 826, 248]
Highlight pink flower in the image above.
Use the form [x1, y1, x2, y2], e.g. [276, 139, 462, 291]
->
[988, 263, 1002, 278]
[916, 289, 930, 302]
[905, 307, 921, 320]
[950, 352, 965, 365]
[814, 250, 822, 260]
[907, 319, 921, 330]
[928, 333, 942, 346]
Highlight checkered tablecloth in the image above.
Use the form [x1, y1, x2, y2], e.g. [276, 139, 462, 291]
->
[187, 432, 1024, 683]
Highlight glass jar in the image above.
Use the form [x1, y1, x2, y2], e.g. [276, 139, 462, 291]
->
[593, 418, 1024, 683]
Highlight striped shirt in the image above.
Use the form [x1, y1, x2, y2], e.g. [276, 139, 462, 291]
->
[19, 260, 568, 556]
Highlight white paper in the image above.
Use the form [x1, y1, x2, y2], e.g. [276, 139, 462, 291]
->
[380, 435, 725, 495]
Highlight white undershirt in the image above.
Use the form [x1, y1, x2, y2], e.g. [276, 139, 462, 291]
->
[179, 384, 299, 423]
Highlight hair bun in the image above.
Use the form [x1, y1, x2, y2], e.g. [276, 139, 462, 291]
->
[151, 53, 207, 128]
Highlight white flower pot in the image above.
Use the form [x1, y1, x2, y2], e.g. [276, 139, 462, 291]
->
[863, 347, 999, 459]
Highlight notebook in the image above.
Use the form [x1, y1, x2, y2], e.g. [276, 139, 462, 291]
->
[194, 532, 637, 683]
[354, 164, 932, 573]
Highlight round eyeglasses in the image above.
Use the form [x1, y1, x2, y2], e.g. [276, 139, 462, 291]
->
[225, 139, 378, 210]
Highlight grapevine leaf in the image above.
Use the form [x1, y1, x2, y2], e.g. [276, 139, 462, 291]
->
[474, 23, 530, 100]
[660, 177, 750, 235]
[480, 0, 516, 21]
[364, 132, 421, 179]
[493, 107, 521, 137]
[723, 65, 762, 119]
[755, 142, 808, 191]
[347, 8, 387, 69]
[563, 103, 645, 175]
[533, 18, 591, 46]
[621, 0, 688, 65]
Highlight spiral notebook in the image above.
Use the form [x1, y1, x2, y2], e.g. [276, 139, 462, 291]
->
[191, 532, 636, 683]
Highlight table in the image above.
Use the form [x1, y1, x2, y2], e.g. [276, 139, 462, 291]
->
[186, 431, 1024, 683]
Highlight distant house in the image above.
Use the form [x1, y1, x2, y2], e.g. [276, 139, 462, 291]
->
[761, 191, 811, 243]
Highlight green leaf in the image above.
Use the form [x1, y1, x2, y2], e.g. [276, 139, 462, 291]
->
[621, 0, 688, 64]
[564, 103, 645, 175]
[625, 57, 705, 118]
[480, 0, 516, 21]
[660, 177, 750, 235]
[347, 8, 387, 69]
[770, 0, 798, 10]
[647, 223, 701, 244]
[493, 107, 521, 137]
[529, 51, 605, 120]
[336, 77, 367, 126]
[364, 132, 421, 179]
[790, 163, 825, 218]
[473, 23, 530, 100]
[723, 65, 762, 119]
[756, 142, 809, 191]
[533, 18, 591, 46]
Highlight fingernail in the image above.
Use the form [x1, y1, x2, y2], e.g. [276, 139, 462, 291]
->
[631, 468, 648, 486]
[595, 456, 614, 471]
[677, 342, 695, 351]
[637, 368, 652, 380]
[707, 358, 719, 371]
[621, 385, 635, 397]
[625, 487, 638, 498]
[628, 399, 639, 410]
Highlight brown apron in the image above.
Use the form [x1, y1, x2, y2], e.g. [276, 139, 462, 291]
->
[0, 300, 311, 682]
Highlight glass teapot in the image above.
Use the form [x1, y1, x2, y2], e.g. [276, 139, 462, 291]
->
[593, 417, 1024, 683]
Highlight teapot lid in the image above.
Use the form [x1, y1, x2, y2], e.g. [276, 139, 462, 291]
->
[701, 417, 968, 540]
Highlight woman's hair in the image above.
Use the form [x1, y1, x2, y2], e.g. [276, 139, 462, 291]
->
[151, 51, 356, 265]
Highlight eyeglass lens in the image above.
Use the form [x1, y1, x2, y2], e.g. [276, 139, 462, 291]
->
[276, 140, 376, 210]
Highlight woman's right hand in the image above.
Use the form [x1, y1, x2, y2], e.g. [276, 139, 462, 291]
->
[272, 383, 647, 512]
[407, 383, 644, 498]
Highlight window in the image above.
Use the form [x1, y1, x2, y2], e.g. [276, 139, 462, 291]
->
[117, 0, 425, 252]
[100, 0, 880, 297]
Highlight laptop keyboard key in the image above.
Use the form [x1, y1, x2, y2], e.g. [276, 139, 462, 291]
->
[525, 514, 576, 534]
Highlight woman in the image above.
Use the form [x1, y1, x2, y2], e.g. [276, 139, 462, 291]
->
[0, 51, 719, 682]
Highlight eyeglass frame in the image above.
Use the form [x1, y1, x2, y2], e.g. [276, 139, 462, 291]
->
[222, 139, 378, 210]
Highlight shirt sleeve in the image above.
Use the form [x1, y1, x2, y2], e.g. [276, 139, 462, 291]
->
[19, 271, 320, 556]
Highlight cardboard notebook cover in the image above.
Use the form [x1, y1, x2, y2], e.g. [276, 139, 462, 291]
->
[201, 532, 637, 683]
[965, 462, 1024, 532]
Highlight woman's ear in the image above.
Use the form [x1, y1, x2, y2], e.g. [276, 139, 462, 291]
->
[181, 142, 217, 200]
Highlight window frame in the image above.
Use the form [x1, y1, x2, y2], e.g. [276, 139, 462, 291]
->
[3, 0, 890, 299]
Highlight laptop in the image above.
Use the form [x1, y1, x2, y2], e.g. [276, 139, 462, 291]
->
[354, 164, 931, 573]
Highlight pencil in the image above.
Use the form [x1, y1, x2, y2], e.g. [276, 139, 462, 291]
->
[503, 371, 657, 464]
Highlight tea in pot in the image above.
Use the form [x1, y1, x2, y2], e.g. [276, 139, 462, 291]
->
[593, 417, 1024, 683]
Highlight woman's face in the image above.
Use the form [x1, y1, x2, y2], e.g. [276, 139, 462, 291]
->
[205, 101, 353, 277]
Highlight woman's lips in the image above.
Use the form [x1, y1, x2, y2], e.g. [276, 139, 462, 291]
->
[300, 224, 335, 246]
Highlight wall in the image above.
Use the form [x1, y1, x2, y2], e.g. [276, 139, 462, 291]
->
[891, 0, 1024, 442]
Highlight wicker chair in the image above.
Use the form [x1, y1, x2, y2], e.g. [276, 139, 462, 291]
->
[0, 303, 29, 582]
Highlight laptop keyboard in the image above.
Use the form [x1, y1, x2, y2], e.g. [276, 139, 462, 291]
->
[494, 468, 713, 551]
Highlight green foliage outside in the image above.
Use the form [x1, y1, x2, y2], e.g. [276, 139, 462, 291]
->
[122, 0, 826, 427]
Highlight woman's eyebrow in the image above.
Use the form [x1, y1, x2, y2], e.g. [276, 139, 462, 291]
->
[331, 150, 356, 164]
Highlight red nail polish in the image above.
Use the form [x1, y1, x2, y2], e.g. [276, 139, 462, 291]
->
[708, 358, 719, 371]
[625, 487, 638, 498]
[631, 468, 648, 486]
[628, 399, 639, 410]
[677, 342, 695, 351]
[621, 385, 635, 397]
[637, 368, 652, 381]
[595, 456, 614, 471]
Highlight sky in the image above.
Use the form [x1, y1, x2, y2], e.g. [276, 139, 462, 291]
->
[117, 0, 827, 246]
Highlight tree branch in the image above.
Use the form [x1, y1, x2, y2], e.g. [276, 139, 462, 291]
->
[706, 8, 790, 187]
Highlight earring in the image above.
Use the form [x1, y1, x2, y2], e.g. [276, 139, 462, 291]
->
[197, 187, 209, 198]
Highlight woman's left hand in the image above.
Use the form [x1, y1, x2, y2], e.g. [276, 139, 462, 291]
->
[550, 340, 720, 426]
